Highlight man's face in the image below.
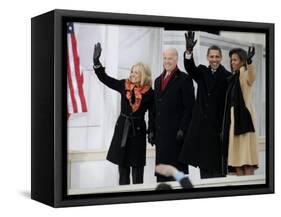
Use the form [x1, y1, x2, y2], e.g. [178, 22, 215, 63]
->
[163, 49, 178, 72]
[207, 49, 222, 70]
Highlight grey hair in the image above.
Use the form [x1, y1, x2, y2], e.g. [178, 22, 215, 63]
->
[163, 47, 179, 59]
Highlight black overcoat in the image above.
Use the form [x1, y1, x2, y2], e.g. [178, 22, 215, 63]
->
[179, 55, 231, 174]
[154, 68, 195, 173]
[94, 67, 154, 167]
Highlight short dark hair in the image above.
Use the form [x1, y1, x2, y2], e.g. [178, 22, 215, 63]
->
[229, 48, 247, 69]
[207, 45, 222, 56]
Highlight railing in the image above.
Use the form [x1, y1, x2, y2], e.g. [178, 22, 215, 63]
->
[67, 137, 266, 195]
[68, 136, 265, 161]
[68, 174, 266, 195]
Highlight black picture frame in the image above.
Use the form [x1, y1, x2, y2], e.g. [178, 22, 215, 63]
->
[31, 9, 274, 207]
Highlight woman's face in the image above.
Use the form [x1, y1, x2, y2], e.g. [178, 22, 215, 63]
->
[129, 66, 141, 84]
[231, 53, 243, 72]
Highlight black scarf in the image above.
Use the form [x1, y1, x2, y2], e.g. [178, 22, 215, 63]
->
[220, 71, 255, 159]
[228, 71, 255, 135]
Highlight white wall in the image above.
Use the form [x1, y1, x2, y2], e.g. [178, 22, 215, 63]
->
[221, 31, 266, 46]
[68, 23, 163, 152]
[68, 23, 163, 188]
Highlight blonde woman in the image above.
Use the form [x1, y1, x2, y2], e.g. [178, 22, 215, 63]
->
[222, 46, 258, 176]
[93, 43, 154, 185]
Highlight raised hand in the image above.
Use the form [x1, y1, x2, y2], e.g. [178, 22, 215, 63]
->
[93, 42, 102, 66]
[247, 46, 255, 64]
[184, 31, 197, 53]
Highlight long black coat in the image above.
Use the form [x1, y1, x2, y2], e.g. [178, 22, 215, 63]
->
[154, 68, 195, 174]
[94, 67, 154, 167]
[179, 55, 231, 174]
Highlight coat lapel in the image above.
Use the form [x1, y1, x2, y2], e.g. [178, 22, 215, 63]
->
[159, 69, 179, 96]
[205, 65, 226, 92]
[202, 68, 214, 92]
[155, 76, 161, 97]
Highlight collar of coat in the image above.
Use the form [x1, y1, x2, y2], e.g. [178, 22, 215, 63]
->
[161, 66, 178, 91]
[208, 65, 233, 83]
[208, 64, 225, 74]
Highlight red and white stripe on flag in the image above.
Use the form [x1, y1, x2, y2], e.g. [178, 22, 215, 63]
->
[67, 22, 87, 119]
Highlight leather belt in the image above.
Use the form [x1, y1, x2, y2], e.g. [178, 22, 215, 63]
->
[120, 113, 142, 148]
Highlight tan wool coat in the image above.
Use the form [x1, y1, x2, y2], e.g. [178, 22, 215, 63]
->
[228, 64, 259, 168]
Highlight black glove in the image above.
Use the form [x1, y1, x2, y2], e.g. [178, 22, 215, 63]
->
[147, 131, 155, 146]
[247, 46, 255, 64]
[176, 130, 184, 144]
[184, 31, 197, 53]
[93, 42, 102, 66]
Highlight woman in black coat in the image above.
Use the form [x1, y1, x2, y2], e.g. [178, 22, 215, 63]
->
[93, 43, 154, 185]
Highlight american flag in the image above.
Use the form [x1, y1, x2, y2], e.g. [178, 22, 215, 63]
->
[67, 22, 87, 119]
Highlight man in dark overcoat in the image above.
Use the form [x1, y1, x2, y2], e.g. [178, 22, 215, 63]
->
[179, 31, 232, 178]
[153, 47, 195, 182]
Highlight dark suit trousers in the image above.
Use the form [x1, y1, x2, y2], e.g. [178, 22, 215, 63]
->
[118, 166, 144, 185]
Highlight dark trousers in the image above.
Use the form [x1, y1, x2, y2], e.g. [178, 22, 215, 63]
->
[118, 166, 144, 185]
[200, 169, 223, 179]
[200, 157, 228, 179]
[200, 168, 227, 179]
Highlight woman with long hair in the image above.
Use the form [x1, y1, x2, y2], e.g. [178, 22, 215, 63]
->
[222, 46, 258, 176]
[92, 43, 155, 185]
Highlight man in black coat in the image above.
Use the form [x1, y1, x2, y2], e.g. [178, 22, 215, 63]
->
[153, 47, 195, 182]
[179, 31, 231, 179]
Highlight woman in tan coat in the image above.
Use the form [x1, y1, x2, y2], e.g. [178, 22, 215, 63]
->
[222, 47, 258, 176]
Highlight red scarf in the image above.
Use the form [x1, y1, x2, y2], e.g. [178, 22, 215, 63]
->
[161, 66, 178, 91]
[125, 80, 150, 112]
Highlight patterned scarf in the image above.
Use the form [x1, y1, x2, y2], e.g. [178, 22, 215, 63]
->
[125, 79, 150, 112]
